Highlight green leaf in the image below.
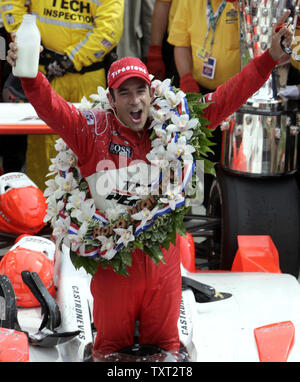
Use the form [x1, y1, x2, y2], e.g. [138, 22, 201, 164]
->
[120, 250, 133, 267]
[161, 227, 177, 250]
[70, 251, 99, 276]
[143, 245, 165, 265]
[132, 240, 143, 249]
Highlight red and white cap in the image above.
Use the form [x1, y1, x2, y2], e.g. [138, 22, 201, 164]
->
[107, 57, 151, 89]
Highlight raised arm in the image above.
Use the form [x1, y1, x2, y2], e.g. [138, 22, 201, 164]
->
[202, 50, 277, 129]
[6, 40, 90, 158]
[201, 13, 293, 129]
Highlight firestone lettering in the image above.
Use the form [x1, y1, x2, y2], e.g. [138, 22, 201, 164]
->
[111, 66, 147, 79]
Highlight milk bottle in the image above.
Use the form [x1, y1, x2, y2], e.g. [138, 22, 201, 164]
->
[12, 14, 41, 78]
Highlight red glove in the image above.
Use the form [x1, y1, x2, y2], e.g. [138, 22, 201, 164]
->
[147, 45, 166, 80]
[179, 72, 200, 93]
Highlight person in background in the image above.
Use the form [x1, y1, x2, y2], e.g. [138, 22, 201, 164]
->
[147, 0, 179, 86]
[168, 0, 240, 93]
[167, 0, 240, 206]
[117, 0, 155, 62]
[0, 0, 124, 190]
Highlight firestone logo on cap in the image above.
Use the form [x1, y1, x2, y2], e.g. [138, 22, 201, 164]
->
[110, 65, 147, 80]
[108, 57, 151, 89]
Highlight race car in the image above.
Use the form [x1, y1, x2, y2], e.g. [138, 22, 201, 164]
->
[1, 232, 300, 362]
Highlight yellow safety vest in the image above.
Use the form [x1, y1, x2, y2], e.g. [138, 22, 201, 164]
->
[168, 0, 240, 90]
[0, 0, 124, 71]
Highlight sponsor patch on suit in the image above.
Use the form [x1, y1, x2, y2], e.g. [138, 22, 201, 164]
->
[109, 142, 132, 158]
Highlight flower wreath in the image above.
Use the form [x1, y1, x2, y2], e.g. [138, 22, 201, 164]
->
[44, 77, 215, 276]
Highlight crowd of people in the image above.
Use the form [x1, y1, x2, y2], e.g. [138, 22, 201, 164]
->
[1, 0, 299, 185]
[0, 0, 298, 360]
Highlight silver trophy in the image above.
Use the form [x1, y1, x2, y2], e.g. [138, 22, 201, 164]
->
[221, 0, 300, 175]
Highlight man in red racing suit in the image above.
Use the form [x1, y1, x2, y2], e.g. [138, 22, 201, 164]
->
[7, 21, 292, 358]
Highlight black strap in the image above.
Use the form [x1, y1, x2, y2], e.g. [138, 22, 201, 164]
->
[69, 60, 105, 74]
[39, 46, 106, 74]
[181, 276, 232, 302]
[21, 271, 80, 347]
[0, 274, 21, 331]
[21, 270, 61, 331]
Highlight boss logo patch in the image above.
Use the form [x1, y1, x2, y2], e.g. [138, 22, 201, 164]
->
[109, 142, 132, 158]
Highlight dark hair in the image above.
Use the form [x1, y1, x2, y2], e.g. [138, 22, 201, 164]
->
[109, 88, 115, 101]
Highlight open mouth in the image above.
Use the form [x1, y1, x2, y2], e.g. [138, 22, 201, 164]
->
[130, 109, 143, 123]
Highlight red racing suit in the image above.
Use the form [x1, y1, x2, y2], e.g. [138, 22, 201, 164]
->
[20, 49, 277, 355]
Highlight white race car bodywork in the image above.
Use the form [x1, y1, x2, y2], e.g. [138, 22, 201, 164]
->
[0, 234, 300, 362]
[17, 244, 94, 362]
[12, 241, 300, 362]
[179, 267, 300, 362]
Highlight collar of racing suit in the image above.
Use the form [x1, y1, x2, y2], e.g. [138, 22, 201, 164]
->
[109, 108, 152, 143]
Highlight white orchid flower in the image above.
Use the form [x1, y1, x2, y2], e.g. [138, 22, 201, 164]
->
[44, 177, 60, 198]
[152, 78, 172, 98]
[66, 189, 87, 211]
[89, 86, 111, 110]
[78, 96, 92, 111]
[167, 136, 196, 161]
[149, 106, 170, 127]
[45, 193, 57, 207]
[151, 125, 172, 147]
[71, 198, 96, 224]
[105, 205, 126, 221]
[165, 89, 186, 109]
[47, 157, 61, 176]
[57, 150, 77, 171]
[114, 226, 135, 247]
[146, 145, 169, 169]
[55, 172, 79, 198]
[97, 235, 117, 260]
[64, 221, 88, 256]
[128, 185, 151, 201]
[54, 138, 69, 152]
[159, 188, 184, 210]
[150, 79, 162, 92]
[150, 97, 174, 121]
[131, 205, 159, 229]
[167, 114, 199, 141]
[52, 216, 71, 244]
[47, 151, 77, 176]
[44, 199, 65, 223]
